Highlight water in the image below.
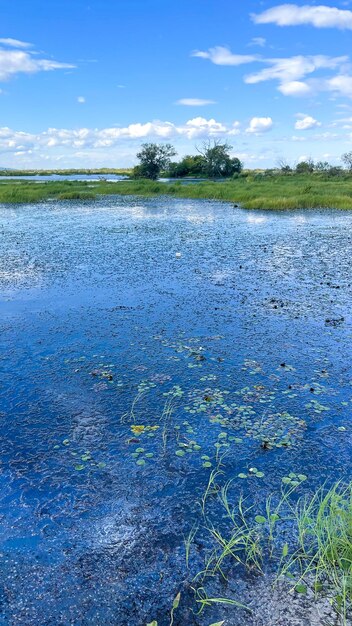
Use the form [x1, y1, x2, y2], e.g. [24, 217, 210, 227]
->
[0, 197, 351, 625]
[0, 173, 127, 182]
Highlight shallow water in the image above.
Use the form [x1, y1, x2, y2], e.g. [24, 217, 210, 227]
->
[0, 196, 351, 625]
[0, 174, 127, 182]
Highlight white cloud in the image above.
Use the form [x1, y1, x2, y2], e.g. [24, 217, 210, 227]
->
[278, 80, 312, 96]
[327, 75, 352, 98]
[246, 117, 273, 133]
[294, 114, 321, 130]
[192, 45, 351, 99]
[192, 46, 257, 66]
[0, 39, 75, 81]
[252, 4, 352, 30]
[0, 38, 32, 48]
[176, 98, 216, 106]
[0, 118, 245, 159]
[245, 55, 346, 85]
[248, 37, 266, 48]
[182, 117, 227, 138]
[77, 96, 86, 103]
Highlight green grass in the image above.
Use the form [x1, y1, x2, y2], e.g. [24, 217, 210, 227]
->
[195, 479, 352, 623]
[1, 174, 352, 208]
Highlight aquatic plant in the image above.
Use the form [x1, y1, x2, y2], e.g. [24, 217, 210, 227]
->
[282, 482, 352, 622]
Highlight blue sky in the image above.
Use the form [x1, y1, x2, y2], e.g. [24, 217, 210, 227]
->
[1, 0, 352, 168]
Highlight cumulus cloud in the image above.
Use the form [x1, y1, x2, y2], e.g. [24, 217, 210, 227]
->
[0, 38, 75, 81]
[0, 118, 246, 157]
[252, 4, 352, 30]
[294, 114, 321, 130]
[327, 75, 352, 98]
[192, 46, 257, 65]
[175, 98, 216, 106]
[278, 80, 312, 96]
[246, 117, 273, 133]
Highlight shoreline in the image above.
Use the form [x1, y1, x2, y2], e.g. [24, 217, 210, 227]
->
[1, 176, 352, 209]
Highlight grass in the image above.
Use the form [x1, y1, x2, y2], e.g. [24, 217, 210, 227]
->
[283, 482, 352, 620]
[1, 173, 352, 208]
[193, 478, 352, 623]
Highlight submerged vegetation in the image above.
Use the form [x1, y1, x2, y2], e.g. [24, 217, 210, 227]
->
[1, 171, 352, 208]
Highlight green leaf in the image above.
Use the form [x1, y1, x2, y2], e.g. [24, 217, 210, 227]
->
[176, 450, 185, 457]
[238, 473, 247, 479]
[146, 622, 158, 626]
[136, 459, 146, 465]
[295, 584, 307, 594]
[75, 464, 85, 471]
[209, 622, 225, 626]
[203, 461, 212, 468]
[282, 543, 289, 557]
[255, 515, 266, 524]
[145, 453, 154, 458]
[270, 513, 280, 522]
[297, 474, 307, 482]
[256, 471, 265, 478]
[172, 592, 181, 609]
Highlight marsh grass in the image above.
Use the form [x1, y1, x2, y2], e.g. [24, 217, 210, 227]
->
[194, 479, 352, 623]
[282, 482, 352, 621]
[1, 174, 352, 208]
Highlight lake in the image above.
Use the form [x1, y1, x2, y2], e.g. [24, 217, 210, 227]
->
[0, 196, 351, 625]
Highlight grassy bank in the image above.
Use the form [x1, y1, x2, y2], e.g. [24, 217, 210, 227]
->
[1, 174, 352, 209]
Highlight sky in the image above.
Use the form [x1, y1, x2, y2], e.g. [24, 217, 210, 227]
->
[1, 0, 352, 169]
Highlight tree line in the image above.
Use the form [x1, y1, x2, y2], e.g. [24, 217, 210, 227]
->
[133, 142, 352, 181]
[133, 140, 243, 180]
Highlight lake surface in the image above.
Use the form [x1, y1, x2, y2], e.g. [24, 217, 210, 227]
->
[0, 197, 351, 625]
[0, 173, 127, 182]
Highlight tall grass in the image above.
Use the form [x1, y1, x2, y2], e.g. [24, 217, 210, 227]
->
[1, 174, 352, 208]
[195, 479, 352, 623]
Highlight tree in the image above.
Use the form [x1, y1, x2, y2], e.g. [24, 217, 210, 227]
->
[342, 151, 352, 171]
[314, 161, 330, 172]
[166, 154, 205, 178]
[196, 140, 242, 178]
[134, 143, 177, 180]
[295, 159, 314, 174]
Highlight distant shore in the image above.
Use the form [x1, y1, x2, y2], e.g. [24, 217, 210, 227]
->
[1, 173, 352, 209]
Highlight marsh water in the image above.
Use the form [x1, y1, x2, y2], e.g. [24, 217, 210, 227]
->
[0, 197, 351, 625]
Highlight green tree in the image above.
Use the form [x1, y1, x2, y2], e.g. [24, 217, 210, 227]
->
[295, 159, 314, 174]
[167, 154, 205, 178]
[342, 151, 352, 171]
[134, 143, 177, 180]
[197, 140, 242, 177]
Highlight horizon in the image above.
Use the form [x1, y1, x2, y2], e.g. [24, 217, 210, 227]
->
[1, 0, 352, 169]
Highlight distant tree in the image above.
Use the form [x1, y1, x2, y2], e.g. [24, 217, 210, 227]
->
[314, 161, 331, 172]
[276, 157, 292, 173]
[295, 159, 314, 174]
[196, 140, 243, 178]
[134, 143, 177, 179]
[341, 151, 352, 171]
